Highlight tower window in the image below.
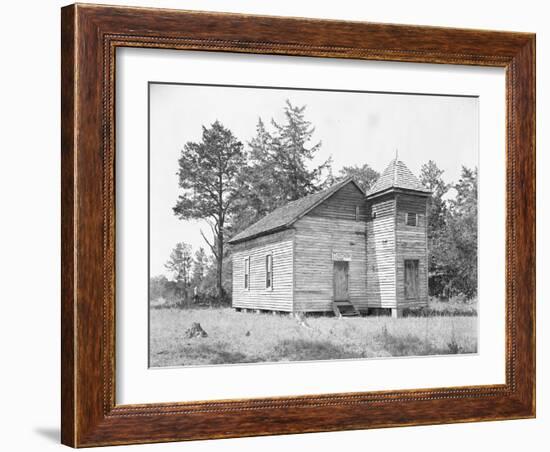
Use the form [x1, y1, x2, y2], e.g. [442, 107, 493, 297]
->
[406, 212, 418, 226]
[355, 206, 360, 221]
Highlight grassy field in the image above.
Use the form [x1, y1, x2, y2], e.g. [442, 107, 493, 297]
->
[149, 301, 477, 367]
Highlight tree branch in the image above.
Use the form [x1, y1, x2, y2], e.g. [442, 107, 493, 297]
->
[200, 229, 217, 258]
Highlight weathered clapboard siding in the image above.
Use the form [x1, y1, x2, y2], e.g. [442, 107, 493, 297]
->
[395, 193, 429, 307]
[366, 194, 397, 308]
[230, 229, 294, 253]
[231, 230, 294, 312]
[230, 163, 430, 314]
[308, 182, 367, 221]
[294, 216, 368, 312]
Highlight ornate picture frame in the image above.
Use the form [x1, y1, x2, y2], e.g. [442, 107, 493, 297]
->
[61, 3, 535, 447]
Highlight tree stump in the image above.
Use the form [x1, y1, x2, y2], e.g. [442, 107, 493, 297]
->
[184, 322, 208, 338]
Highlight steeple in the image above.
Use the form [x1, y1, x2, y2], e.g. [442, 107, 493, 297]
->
[366, 158, 430, 198]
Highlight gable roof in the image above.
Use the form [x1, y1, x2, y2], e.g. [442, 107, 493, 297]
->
[228, 178, 364, 244]
[367, 158, 430, 197]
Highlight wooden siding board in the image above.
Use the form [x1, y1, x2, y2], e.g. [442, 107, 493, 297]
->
[366, 196, 397, 308]
[232, 233, 294, 311]
[395, 194, 429, 307]
[308, 183, 368, 221]
[294, 216, 368, 312]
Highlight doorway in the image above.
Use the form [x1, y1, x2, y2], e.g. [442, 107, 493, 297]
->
[404, 259, 420, 300]
[333, 261, 349, 301]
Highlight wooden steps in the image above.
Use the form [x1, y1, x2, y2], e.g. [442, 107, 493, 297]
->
[332, 300, 360, 317]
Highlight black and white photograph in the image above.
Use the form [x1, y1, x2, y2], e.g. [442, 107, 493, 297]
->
[2, 0, 542, 450]
[148, 82, 479, 367]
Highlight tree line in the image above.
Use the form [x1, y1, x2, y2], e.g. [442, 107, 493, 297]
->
[420, 162, 478, 300]
[151, 100, 478, 306]
[150, 244, 224, 306]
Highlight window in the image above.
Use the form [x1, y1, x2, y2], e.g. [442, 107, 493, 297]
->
[244, 257, 250, 289]
[371, 210, 377, 220]
[265, 254, 273, 289]
[355, 205, 360, 221]
[405, 212, 417, 226]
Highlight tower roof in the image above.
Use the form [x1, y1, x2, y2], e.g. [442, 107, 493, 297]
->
[367, 158, 431, 198]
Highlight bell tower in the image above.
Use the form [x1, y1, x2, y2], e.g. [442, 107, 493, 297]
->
[365, 158, 431, 317]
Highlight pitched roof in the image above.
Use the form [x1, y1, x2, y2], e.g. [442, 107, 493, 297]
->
[367, 158, 430, 197]
[228, 178, 363, 244]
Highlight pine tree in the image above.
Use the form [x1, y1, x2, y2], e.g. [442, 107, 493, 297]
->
[242, 118, 279, 219]
[270, 100, 331, 201]
[173, 121, 246, 301]
[229, 101, 332, 235]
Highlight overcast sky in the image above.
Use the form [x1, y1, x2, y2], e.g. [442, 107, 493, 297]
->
[149, 83, 478, 278]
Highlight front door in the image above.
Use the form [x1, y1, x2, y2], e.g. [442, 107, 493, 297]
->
[333, 261, 349, 301]
[404, 259, 420, 300]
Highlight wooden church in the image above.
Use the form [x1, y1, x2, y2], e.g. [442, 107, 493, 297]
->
[228, 158, 431, 317]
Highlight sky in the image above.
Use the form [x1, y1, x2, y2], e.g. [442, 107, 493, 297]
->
[149, 83, 478, 278]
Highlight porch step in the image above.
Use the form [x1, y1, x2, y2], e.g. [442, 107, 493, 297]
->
[332, 300, 360, 317]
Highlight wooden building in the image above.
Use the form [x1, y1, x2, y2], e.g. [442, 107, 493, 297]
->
[228, 158, 431, 317]
[365, 159, 431, 316]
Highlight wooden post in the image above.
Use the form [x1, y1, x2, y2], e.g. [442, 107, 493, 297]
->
[391, 308, 402, 318]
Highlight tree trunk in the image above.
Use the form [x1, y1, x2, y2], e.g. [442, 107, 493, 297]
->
[216, 231, 224, 301]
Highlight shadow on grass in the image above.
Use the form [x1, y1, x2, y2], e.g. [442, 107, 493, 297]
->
[376, 327, 477, 356]
[168, 339, 363, 365]
[180, 343, 259, 365]
[378, 332, 438, 356]
[155, 329, 477, 366]
[270, 339, 358, 361]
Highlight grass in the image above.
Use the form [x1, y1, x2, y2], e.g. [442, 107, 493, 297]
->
[403, 297, 478, 317]
[149, 302, 478, 367]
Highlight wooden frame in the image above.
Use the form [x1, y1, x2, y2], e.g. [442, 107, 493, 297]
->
[61, 3, 535, 447]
